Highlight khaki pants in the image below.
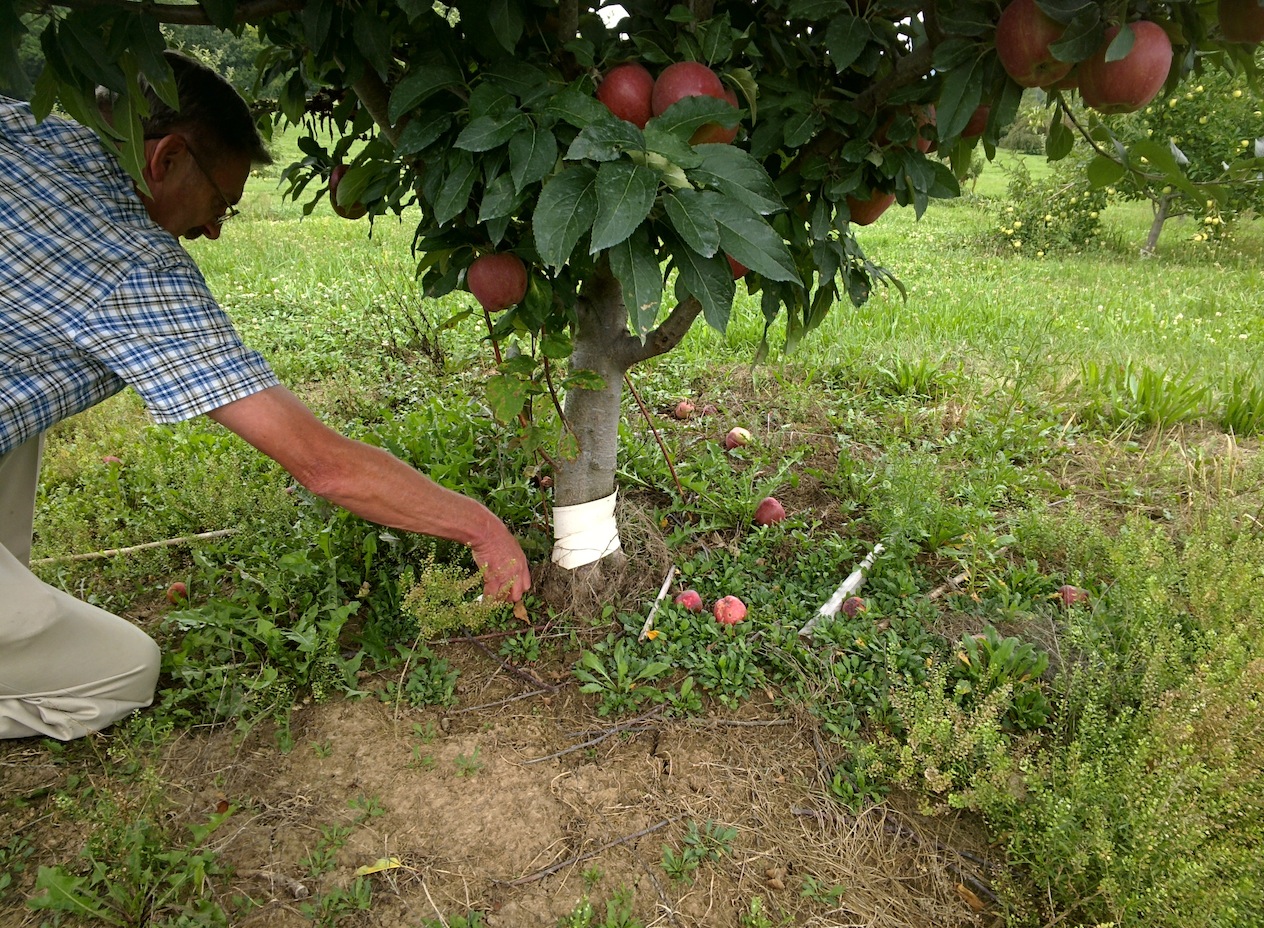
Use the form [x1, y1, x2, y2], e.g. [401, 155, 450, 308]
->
[0, 436, 161, 740]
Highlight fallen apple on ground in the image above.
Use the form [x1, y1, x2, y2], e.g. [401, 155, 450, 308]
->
[1058, 584, 1089, 607]
[166, 581, 188, 604]
[841, 596, 867, 617]
[467, 253, 528, 312]
[674, 400, 696, 420]
[674, 589, 704, 612]
[713, 595, 747, 625]
[724, 426, 751, 450]
[754, 497, 786, 525]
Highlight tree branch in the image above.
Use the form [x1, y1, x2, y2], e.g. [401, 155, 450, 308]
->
[351, 69, 402, 148]
[32, 0, 305, 26]
[623, 297, 703, 366]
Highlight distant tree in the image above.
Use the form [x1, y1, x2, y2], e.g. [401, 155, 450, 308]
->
[1100, 66, 1264, 253]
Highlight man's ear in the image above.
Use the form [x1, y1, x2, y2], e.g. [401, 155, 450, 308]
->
[145, 134, 188, 185]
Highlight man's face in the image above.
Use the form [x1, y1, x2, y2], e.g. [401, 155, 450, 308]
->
[141, 134, 250, 241]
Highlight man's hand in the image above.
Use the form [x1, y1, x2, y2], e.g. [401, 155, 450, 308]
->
[472, 524, 531, 603]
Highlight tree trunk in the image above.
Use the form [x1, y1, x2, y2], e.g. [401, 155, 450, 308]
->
[554, 266, 629, 510]
[1143, 194, 1171, 256]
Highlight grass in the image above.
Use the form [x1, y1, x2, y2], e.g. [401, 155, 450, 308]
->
[7, 142, 1264, 928]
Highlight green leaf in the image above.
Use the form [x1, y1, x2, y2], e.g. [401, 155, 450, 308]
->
[711, 195, 800, 283]
[672, 238, 735, 332]
[30, 867, 122, 923]
[197, 0, 237, 30]
[434, 151, 478, 225]
[565, 119, 645, 162]
[934, 56, 984, 140]
[608, 226, 664, 339]
[591, 161, 657, 253]
[301, 0, 334, 52]
[646, 95, 736, 141]
[825, 15, 871, 73]
[1086, 154, 1126, 187]
[353, 7, 393, 73]
[664, 189, 721, 257]
[544, 87, 610, 128]
[486, 373, 530, 423]
[479, 172, 523, 222]
[788, 0, 845, 17]
[509, 124, 557, 191]
[689, 145, 784, 215]
[389, 65, 465, 124]
[1046, 114, 1073, 160]
[782, 108, 822, 148]
[1104, 21, 1135, 62]
[394, 110, 452, 156]
[533, 165, 599, 268]
[1048, 6, 1104, 62]
[489, 0, 525, 52]
[455, 111, 527, 152]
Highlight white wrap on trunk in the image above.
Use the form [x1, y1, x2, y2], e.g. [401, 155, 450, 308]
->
[551, 490, 622, 569]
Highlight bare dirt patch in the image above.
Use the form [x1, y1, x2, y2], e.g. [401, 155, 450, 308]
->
[2, 650, 995, 927]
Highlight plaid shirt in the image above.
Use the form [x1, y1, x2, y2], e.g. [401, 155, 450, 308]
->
[0, 96, 279, 456]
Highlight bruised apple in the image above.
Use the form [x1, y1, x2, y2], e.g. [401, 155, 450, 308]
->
[713, 595, 747, 625]
[467, 253, 528, 312]
[597, 62, 655, 128]
[995, 0, 1075, 88]
[724, 426, 751, 450]
[841, 596, 867, 617]
[674, 589, 705, 612]
[1078, 21, 1173, 114]
[674, 400, 696, 420]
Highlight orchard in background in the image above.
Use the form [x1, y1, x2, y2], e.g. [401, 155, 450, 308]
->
[5, 0, 1260, 586]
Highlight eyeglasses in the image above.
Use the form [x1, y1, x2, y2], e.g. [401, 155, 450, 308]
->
[183, 141, 241, 226]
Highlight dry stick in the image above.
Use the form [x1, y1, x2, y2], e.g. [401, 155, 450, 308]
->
[623, 372, 685, 498]
[928, 568, 971, 601]
[461, 633, 557, 693]
[638, 565, 677, 641]
[526, 706, 665, 764]
[450, 688, 555, 715]
[29, 528, 239, 566]
[506, 816, 681, 886]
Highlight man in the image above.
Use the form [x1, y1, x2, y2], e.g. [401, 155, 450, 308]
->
[0, 52, 531, 741]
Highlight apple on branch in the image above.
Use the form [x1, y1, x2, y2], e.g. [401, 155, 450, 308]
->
[467, 253, 528, 312]
[994, 0, 1075, 89]
[651, 61, 739, 145]
[329, 164, 367, 220]
[1077, 21, 1173, 115]
[846, 192, 896, 226]
[596, 61, 655, 128]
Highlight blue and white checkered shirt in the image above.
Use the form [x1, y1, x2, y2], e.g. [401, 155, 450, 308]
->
[0, 96, 279, 456]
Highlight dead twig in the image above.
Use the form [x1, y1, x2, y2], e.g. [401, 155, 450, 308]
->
[29, 528, 239, 565]
[928, 569, 971, 601]
[526, 706, 665, 764]
[506, 815, 682, 886]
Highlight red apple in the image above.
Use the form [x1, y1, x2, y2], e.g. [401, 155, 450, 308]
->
[1220, 0, 1264, 42]
[962, 105, 991, 138]
[995, 0, 1076, 88]
[841, 596, 867, 617]
[467, 253, 528, 312]
[166, 581, 188, 604]
[876, 105, 935, 153]
[674, 400, 696, 420]
[724, 426, 751, 450]
[597, 62, 655, 128]
[652, 61, 725, 116]
[1058, 584, 1089, 607]
[845, 192, 896, 226]
[329, 164, 367, 220]
[726, 254, 748, 279]
[691, 86, 741, 145]
[1078, 21, 1173, 115]
[674, 589, 705, 612]
[713, 595, 747, 625]
[701, 403, 719, 417]
[754, 497, 786, 526]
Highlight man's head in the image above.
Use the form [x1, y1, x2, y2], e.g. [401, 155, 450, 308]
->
[101, 51, 272, 240]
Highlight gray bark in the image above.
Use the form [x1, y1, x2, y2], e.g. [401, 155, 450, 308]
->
[1143, 194, 1171, 256]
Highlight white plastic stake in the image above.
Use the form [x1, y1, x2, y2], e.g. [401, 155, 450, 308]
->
[798, 543, 886, 638]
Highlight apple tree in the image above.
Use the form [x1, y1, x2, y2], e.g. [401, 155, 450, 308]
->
[5, 0, 1259, 583]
